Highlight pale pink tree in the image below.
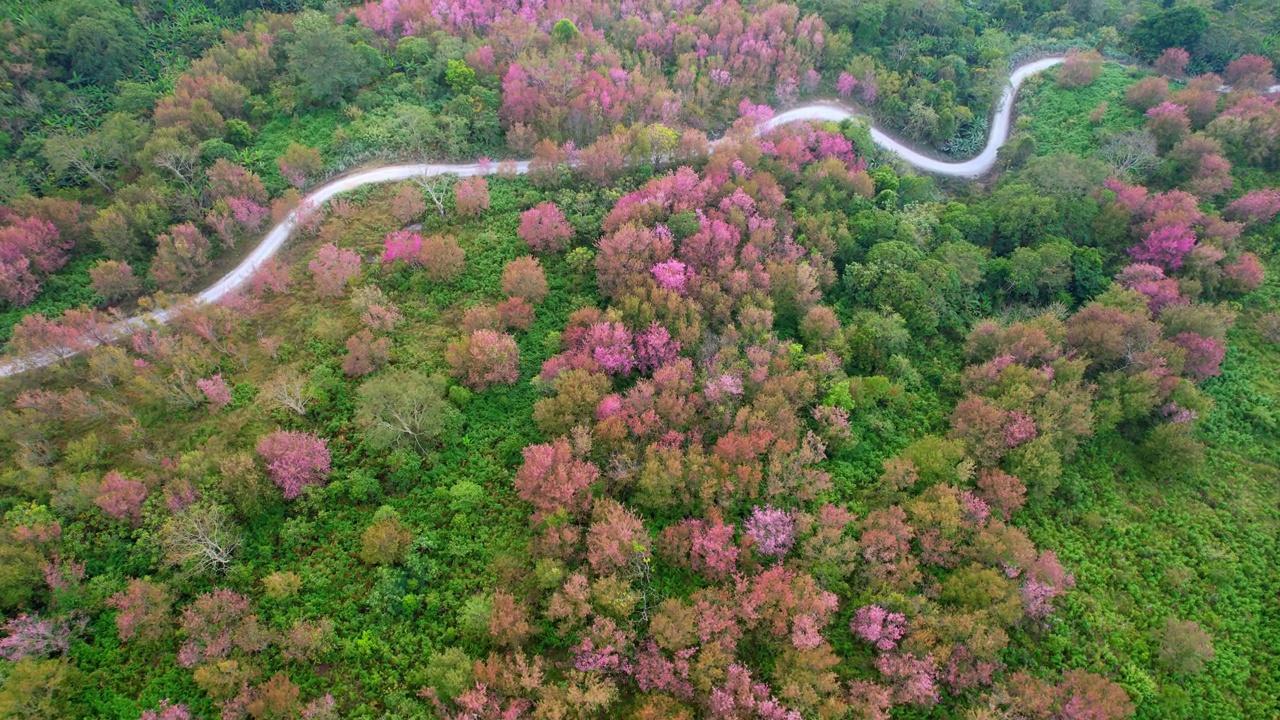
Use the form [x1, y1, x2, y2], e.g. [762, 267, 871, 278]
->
[140, 701, 191, 720]
[518, 202, 573, 252]
[1224, 253, 1264, 292]
[107, 579, 172, 644]
[256, 431, 332, 499]
[308, 243, 361, 297]
[501, 256, 548, 304]
[852, 605, 907, 651]
[743, 505, 796, 559]
[1146, 102, 1191, 149]
[197, 374, 233, 409]
[455, 177, 491, 217]
[343, 329, 391, 377]
[1155, 48, 1190, 78]
[1223, 54, 1276, 91]
[0, 613, 83, 661]
[1225, 189, 1280, 225]
[390, 183, 427, 223]
[151, 223, 212, 292]
[1173, 332, 1227, 380]
[89, 259, 139, 302]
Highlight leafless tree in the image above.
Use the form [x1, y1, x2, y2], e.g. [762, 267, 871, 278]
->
[259, 368, 312, 415]
[1099, 130, 1159, 177]
[414, 172, 456, 218]
[158, 503, 242, 575]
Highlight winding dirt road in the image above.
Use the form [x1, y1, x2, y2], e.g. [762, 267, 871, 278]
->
[7, 56, 1270, 377]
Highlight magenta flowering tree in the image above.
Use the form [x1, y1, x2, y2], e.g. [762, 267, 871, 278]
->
[518, 202, 573, 252]
[1116, 263, 1185, 314]
[743, 505, 796, 558]
[1129, 224, 1196, 269]
[836, 72, 858, 98]
[584, 321, 637, 375]
[634, 323, 681, 373]
[1173, 332, 1227, 381]
[651, 259, 690, 293]
[851, 605, 907, 651]
[256, 431, 332, 499]
[381, 230, 423, 265]
[308, 243, 361, 297]
[197, 374, 232, 410]
[95, 471, 148, 524]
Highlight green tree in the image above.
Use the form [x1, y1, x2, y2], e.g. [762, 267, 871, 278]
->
[50, 0, 144, 86]
[0, 659, 81, 719]
[1129, 6, 1208, 60]
[354, 370, 461, 453]
[286, 10, 379, 107]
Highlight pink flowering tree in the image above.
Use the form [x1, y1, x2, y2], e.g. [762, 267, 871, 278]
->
[446, 329, 520, 391]
[277, 142, 323, 188]
[1225, 189, 1280, 225]
[875, 652, 939, 707]
[390, 183, 427, 223]
[837, 72, 858, 98]
[1129, 224, 1196, 269]
[0, 215, 70, 307]
[95, 471, 148, 525]
[107, 579, 172, 644]
[0, 613, 83, 661]
[1224, 253, 1264, 292]
[1224, 54, 1276, 91]
[583, 321, 636, 375]
[256, 431, 332, 499]
[1145, 102, 1191, 149]
[381, 230, 423, 265]
[197, 375, 233, 410]
[1156, 48, 1190, 78]
[308, 243, 361, 297]
[651, 259, 690, 294]
[851, 605, 907, 651]
[151, 223, 212, 292]
[514, 439, 598, 521]
[1173, 332, 1227, 381]
[518, 202, 573, 252]
[743, 505, 796, 559]
[455, 177, 491, 218]
[1021, 551, 1076, 620]
[634, 323, 681, 373]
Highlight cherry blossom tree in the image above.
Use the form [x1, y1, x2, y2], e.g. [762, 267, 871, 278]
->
[107, 579, 172, 644]
[344, 330, 391, 377]
[1145, 102, 1191, 149]
[140, 700, 191, 720]
[1129, 224, 1196, 269]
[390, 183, 427, 223]
[308, 243, 361, 297]
[518, 202, 573, 252]
[256, 431, 332, 499]
[95, 471, 147, 525]
[446, 330, 520, 391]
[1155, 48, 1190, 78]
[277, 142, 323, 188]
[197, 375, 233, 409]
[1057, 49, 1103, 88]
[1223, 253, 1264, 292]
[0, 215, 70, 307]
[514, 438, 598, 520]
[851, 606, 907, 652]
[0, 613, 84, 661]
[501, 256, 548, 304]
[454, 177, 491, 218]
[1225, 189, 1280, 225]
[1172, 332, 1226, 380]
[744, 505, 796, 559]
[1223, 54, 1275, 91]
